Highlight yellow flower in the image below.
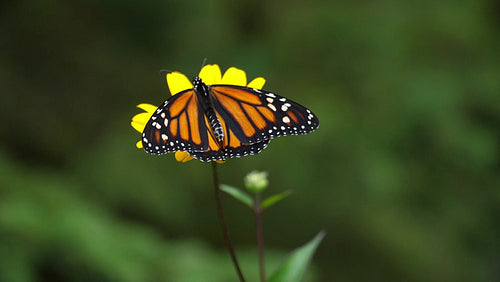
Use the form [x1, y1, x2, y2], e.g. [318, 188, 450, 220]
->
[131, 64, 266, 162]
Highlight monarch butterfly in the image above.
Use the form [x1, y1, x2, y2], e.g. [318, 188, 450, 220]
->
[142, 76, 319, 162]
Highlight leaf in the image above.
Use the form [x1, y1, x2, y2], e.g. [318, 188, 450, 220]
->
[261, 190, 292, 209]
[268, 231, 326, 282]
[220, 184, 253, 208]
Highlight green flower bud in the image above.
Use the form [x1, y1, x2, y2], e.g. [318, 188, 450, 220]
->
[244, 171, 269, 194]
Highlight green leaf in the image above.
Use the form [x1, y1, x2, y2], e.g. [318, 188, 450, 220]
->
[261, 190, 292, 209]
[268, 231, 326, 282]
[220, 184, 253, 208]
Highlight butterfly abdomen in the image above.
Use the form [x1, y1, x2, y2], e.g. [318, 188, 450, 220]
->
[193, 77, 225, 143]
[206, 107, 224, 142]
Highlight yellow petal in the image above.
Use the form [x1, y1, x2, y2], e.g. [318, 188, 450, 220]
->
[131, 111, 155, 132]
[199, 64, 222, 85]
[221, 67, 246, 86]
[136, 140, 143, 149]
[216, 160, 226, 164]
[247, 77, 266, 89]
[131, 120, 145, 133]
[175, 151, 194, 162]
[132, 112, 153, 123]
[167, 72, 192, 95]
[136, 103, 158, 113]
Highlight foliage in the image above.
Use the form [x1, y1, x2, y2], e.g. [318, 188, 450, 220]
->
[1, 0, 499, 281]
[269, 232, 326, 282]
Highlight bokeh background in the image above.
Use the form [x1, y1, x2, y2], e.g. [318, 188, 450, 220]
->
[1, 0, 499, 281]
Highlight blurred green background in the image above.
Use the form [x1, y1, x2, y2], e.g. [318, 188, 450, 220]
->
[1, 0, 499, 281]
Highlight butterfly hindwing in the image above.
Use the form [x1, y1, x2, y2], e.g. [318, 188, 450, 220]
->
[142, 89, 209, 155]
[186, 108, 270, 162]
[189, 139, 271, 162]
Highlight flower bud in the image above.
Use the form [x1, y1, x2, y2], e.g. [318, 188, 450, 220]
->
[244, 171, 269, 194]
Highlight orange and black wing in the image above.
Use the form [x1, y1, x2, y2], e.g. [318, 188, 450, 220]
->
[189, 84, 319, 162]
[188, 109, 271, 162]
[141, 89, 210, 155]
[209, 85, 319, 145]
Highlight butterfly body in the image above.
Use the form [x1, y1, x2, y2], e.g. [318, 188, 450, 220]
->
[142, 77, 319, 162]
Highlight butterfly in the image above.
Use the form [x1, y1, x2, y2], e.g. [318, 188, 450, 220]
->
[142, 76, 319, 162]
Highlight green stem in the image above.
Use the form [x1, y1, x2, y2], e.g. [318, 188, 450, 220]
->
[254, 194, 266, 282]
[212, 162, 246, 282]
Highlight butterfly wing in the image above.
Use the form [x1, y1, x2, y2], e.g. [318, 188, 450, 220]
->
[188, 84, 319, 162]
[188, 109, 271, 162]
[209, 85, 320, 145]
[141, 89, 209, 155]
[190, 140, 270, 162]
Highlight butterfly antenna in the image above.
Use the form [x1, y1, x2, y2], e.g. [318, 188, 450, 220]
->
[159, 69, 173, 77]
[200, 58, 208, 69]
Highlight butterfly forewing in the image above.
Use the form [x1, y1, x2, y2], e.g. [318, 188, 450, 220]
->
[141, 89, 209, 155]
[210, 85, 320, 145]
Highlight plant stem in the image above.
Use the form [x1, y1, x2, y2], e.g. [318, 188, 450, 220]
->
[254, 194, 266, 282]
[212, 162, 246, 282]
